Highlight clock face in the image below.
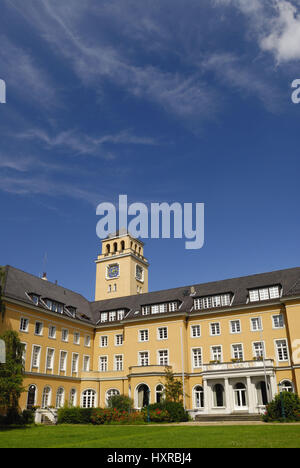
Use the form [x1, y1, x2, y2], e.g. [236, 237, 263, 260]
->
[107, 264, 119, 279]
[136, 265, 144, 281]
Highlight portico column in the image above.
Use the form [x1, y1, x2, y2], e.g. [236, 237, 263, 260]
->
[224, 377, 231, 413]
[246, 376, 255, 413]
[203, 378, 209, 414]
[270, 373, 277, 400]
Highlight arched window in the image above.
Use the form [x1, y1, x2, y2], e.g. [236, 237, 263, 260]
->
[121, 241, 125, 251]
[113, 242, 118, 253]
[280, 380, 294, 392]
[27, 384, 37, 410]
[106, 244, 110, 255]
[69, 388, 77, 407]
[42, 386, 51, 409]
[256, 381, 268, 405]
[194, 385, 204, 409]
[82, 389, 96, 408]
[213, 384, 224, 407]
[106, 389, 120, 407]
[136, 384, 150, 408]
[56, 387, 65, 408]
[156, 384, 164, 403]
[234, 383, 247, 408]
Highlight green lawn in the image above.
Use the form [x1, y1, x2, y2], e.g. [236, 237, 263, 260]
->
[1, 424, 300, 448]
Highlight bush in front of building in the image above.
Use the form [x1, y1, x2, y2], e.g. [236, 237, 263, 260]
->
[91, 408, 145, 425]
[0, 408, 35, 426]
[144, 402, 189, 422]
[57, 406, 94, 424]
[262, 392, 300, 422]
[106, 394, 134, 412]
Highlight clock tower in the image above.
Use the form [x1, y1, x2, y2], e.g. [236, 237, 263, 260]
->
[94, 231, 149, 301]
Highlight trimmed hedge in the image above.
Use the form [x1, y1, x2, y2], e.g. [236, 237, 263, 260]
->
[144, 402, 189, 422]
[57, 407, 94, 424]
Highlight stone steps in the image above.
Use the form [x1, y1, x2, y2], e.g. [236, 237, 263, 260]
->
[195, 413, 262, 422]
[41, 415, 56, 426]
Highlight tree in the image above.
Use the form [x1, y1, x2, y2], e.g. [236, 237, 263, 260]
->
[163, 367, 183, 403]
[0, 330, 25, 414]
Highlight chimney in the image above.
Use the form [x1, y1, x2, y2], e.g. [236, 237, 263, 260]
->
[42, 272, 48, 281]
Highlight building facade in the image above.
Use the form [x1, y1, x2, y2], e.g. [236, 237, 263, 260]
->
[1, 232, 300, 419]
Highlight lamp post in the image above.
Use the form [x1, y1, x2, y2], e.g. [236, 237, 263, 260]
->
[278, 382, 286, 420]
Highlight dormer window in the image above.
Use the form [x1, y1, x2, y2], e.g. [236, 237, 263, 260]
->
[249, 285, 281, 302]
[44, 299, 64, 314]
[67, 306, 76, 318]
[194, 293, 232, 310]
[141, 301, 179, 316]
[28, 293, 39, 306]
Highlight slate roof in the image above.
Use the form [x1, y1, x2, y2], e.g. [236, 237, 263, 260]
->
[2, 264, 300, 327]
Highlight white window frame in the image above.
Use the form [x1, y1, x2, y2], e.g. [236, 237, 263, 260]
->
[31, 345, 41, 370]
[20, 317, 29, 333]
[34, 321, 43, 336]
[157, 327, 168, 340]
[230, 319, 241, 334]
[138, 351, 149, 367]
[48, 325, 56, 339]
[250, 317, 263, 332]
[45, 347, 55, 372]
[100, 335, 108, 348]
[252, 341, 265, 359]
[139, 329, 149, 342]
[191, 324, 201, 338]
[83, 355, 90, 372]
[114, 354, 124, 371]
[192, 347, 202, 369]
[272, 314, 285, 329]
[231, 343, 244, 361]
[275, 339, 289, 363]
[210, 322, 221, 336]
[158, 349, 169, 366]
[211, 345, 223, 362]
[115, 334, 123, 346]
[61, 328, 69, 343]
[84, 334, 91, 347]
[73, 331, 80, 345]
[59, 350, 68, 373]
[71, 353, 79, 374]
[99, 355, 108, 372]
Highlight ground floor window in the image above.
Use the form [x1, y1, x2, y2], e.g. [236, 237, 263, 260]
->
[136, 384, 150, 408]
[280, 380, 294, 392]
[106, 389, 120, 406]
[234, 383, 247, 408]
[156, 384, 164, 403]
[42, 386, 51, 409]
[256, 381, 268, 405]
[69, 388, 77, 407]
[194, 385, 204, 409]
[26, 385, 36, 410]
[56, 387, 65, 408]
[82, 389, 96, 408]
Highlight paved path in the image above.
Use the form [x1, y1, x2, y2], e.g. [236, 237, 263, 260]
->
[161, 421, 300, 426]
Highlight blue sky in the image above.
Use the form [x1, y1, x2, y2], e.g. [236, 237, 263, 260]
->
[1, 0, 300, 300]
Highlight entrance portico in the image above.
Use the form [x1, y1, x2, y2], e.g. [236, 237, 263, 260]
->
[197, 359, 276, 417]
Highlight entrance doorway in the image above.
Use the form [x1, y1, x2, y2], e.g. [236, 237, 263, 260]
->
[27, 385, 36, 410]
[136, 384, 150, 408]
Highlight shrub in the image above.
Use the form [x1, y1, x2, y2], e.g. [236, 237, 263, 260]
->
[57, 407, 94, 424]
[91, 408, 144, 425]
[0, 408, 34, 426]
[106, 395, 133, 412]
[144, 401, 188, 422]
[263, 392, 300, 422]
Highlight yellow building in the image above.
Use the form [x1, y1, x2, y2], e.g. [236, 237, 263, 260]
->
[1, 231, 300, 421]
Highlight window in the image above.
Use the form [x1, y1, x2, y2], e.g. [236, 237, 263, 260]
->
[194, 293, 232, 310]
[100, 336, 108, 347]
[158, 327, 168, 340]
[256, 381, 268, 406]
[29, 294, 39, 306]
[61, 329, 69, 342]
[234, 383, 247, 408]
[74, 332, 80, 345]
[251, 317, 262, 331]
[20, 318, 29, 332]
[139, 351, 149, 366]
[71, 353, 79, 373]
[273, 314, 284, 329]
[191, 325, 201, 338]
[83, 355, 90, 372]
[82, 389, 96, 408]
[109, 311, 116, 322]
[46, 348, 55, 371]
[69, 388, 77, 407]
[249, 285, 281, 302]
[49, 326, 56, 339]
[280, 380, 294, 392]
[142, 306, 150, 315]
[210, 322, 221, 336]
[253, 341, 265, 359]
[230, 320, 241, 334]
[114, 355, 123, 371]
[106, 389, 120, 406]
[232, 344, 244, 360]
[117, 310, 125, 321]
[211, 346, 222, 362]
[21, 343, 27, 367]
[136, 265, 144, 282]
[115, 334, 123, 346]
[276, 339, 289, 362]
[156, 385, 164, 403]
[139, 329, 149, 342]
[42, 386, 51, 409]
[101, 313, 108, 323]
[67, 307, 76, 318]
[35, 321, 43, 336]
[84, 335, 91, 347]
[194, 385, 204, 409]
[32, 346, 41, 369]
[192, 348, 202, 368]
[59, 351, 67, 372]
[169, 302, 178, 312]
[158, 350, 169, 366]
[99, 356, 108, 372]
